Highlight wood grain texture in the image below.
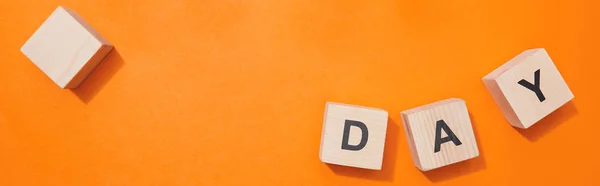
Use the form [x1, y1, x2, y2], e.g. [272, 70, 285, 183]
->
[483, 48, 574, 128]
[20, 6, 112, 89]
[401, 98, 479, 171]
[319, 102, 388, 170]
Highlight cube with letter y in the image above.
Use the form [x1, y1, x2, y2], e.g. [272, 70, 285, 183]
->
[319, 102, 388, 170]
[21, 6, 113, 89]
[483, 48, 574, 129]
[401, 98, 479, 171]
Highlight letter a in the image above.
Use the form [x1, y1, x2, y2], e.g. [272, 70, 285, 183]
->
[434, 120, 462, 153]
[341, 120, 369, 151]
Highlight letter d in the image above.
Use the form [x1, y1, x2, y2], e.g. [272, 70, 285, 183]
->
[341, 120, 369, 151]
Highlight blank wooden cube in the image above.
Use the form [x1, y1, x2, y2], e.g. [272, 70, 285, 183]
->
[483, 48, 574, 129]
[319, 102, 388, 170]
[21, 6, 113, 89]
[401, 98, 479, 171]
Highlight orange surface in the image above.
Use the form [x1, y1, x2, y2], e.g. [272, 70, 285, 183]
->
[0, 0, 599, 185]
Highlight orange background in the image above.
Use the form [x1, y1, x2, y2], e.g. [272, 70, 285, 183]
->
[0, 0, 598, 185]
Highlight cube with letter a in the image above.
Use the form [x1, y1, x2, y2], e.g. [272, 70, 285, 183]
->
[401, 98, 479, 171]
[21, 6, 113, 89]
[482, 48, 574, 129]
[319, 102, 388, 170]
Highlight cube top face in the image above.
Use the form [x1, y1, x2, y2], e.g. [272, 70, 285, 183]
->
[401, 98, 479, 171]
[484, 48, 574, 128]
[21, 6, 111, 88]
[319, 102, 388, 170]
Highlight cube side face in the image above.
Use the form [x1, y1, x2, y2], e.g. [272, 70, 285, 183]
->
[65, 45, 114, 88]
[403, 99, 479, 171]
[59, 37, 105, 88]
[482, 78, 523, 128]
[496, 49, 574, 128]
[483, 48, 539, 80]
[319, 102, 388, 170]
[20, 6, 105, 88]
[400, 112, 422, 170]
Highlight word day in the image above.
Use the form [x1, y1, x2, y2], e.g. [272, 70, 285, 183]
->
[319, 48, 574, 171]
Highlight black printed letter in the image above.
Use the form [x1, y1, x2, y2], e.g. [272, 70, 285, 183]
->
[518, 69, 546, 102]
[434, 120, 462, 153]
[341, 120, 368, 151]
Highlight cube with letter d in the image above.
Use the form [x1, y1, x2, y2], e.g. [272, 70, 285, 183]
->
[401, 98, 479, 171]
[483, 48, 574, 129]
[319, 102, 388, 170]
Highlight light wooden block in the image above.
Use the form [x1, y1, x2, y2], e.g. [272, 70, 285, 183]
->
[21, 6, 113, 89]
[319, 102, 388, 170]
[483, 48, 574, 129]
[401, 98, 479, 171]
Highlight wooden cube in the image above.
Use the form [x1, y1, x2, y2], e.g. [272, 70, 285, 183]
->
[401, 98, 479, 171]
[319, 102, 388, 170]
[483, 48, 574, 129]
[21, 6, 113, 89]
